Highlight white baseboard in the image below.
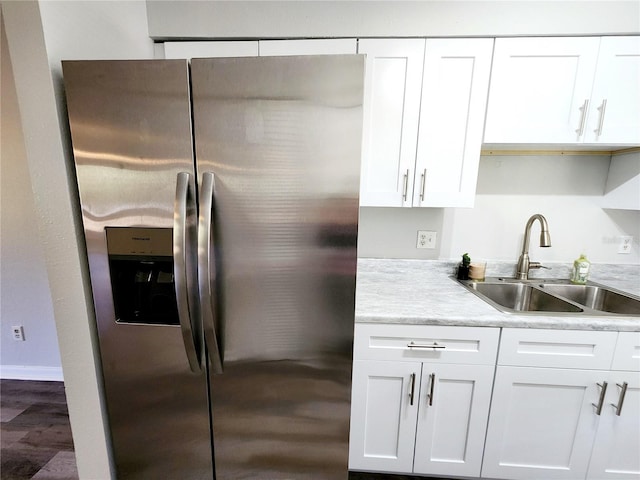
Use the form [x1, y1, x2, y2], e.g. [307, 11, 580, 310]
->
[0, 365, 64, 381]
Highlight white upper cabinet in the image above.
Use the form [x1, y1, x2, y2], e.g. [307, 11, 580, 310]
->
[358, 39, 426, 207]
[259, 38, 357, 56]
[585, 36, 640, 144]
[359, 38, 493, 208]
[484, 36, 640, 146]
[163, 38, 358, 59]
[163, 41, 259, 58]
[484, 37, 600, 144]
[413, 39, 493, 207]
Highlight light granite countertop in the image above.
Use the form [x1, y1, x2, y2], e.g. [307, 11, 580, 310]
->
[355, 258, 640, 332]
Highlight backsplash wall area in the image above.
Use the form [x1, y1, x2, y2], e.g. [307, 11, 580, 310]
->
[358, 153, 640, 267]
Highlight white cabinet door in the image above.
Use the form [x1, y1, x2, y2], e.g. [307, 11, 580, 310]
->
[413, 363, 494, 477]
[584, 36, 640, 145]
[163, 41, 259, 59]
[588, 372, 640, 479]
[414, 38, 493, 207]
[484, 37, 600, 144]
[349, 360, 420, 473]
[482, 366, 602, 480]
[259, 38, 357, 56]
[358, 39, 425, 207]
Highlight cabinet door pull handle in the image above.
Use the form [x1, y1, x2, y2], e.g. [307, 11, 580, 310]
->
[409, 373, 416, 406]
[407, 341, 446, 350]
[594, 99, 607, 137]
[420, 168, 426, 201]
[612, 382, 628, 416]
[427, 373, 435, 406]
[576, 99, 589, 136]
[402, 169, 409, 201]
[593, 381, 608, 416]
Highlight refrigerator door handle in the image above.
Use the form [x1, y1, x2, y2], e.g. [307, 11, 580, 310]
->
[198, 172, 224, 374]
[174, 172, 203, 373]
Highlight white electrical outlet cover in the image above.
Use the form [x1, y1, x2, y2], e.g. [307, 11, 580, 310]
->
[618, 236, 633, 254]
[417, 230, 437, 249]
[11, 325, 25, 341]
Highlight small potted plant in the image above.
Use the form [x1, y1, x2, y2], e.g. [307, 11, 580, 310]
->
[457, 253, 471, 280]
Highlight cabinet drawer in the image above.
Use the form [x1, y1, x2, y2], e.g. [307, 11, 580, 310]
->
[611, 331, 640, 371]
[498, 328, 618, 370]
[354, 324, 499, 365]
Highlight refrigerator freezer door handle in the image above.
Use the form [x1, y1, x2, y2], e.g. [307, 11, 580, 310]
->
[174, 172, 203, 373]
[198, 172, 224, 374]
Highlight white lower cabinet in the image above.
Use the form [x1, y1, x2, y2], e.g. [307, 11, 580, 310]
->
[587, 331, 640, 479]
[481, 366, 605, 480]
[349, 360, 419, 473]
[483, 367, 640, 480]
[413, 363, 494, 477]
[349, 324, 499, 476]
[350, 326, 639, 480]
[482, 329, 639, 480]
[587, 372, 640, 479]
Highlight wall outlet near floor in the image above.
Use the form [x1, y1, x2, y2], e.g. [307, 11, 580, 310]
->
[11, 325, 25, 341]
[618, 236, 633, 254]
[417, 230, 437, 249]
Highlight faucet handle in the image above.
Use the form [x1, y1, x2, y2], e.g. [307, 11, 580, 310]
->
[529, 262, 551, 270]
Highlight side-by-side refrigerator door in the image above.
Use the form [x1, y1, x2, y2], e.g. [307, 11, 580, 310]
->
[191, 55, 364, 480]
[62, 60, 213, 480]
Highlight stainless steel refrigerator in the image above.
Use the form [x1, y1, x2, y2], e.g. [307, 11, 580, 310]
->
[62, 56, 364, 479]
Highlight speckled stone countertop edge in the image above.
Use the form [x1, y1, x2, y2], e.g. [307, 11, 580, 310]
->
[354, 258, 640, 332]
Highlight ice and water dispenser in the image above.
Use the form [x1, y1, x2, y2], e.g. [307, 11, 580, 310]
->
[105, 227, 179, 325]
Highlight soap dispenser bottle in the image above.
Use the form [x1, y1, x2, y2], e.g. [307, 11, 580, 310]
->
[571, 254, 591, 284]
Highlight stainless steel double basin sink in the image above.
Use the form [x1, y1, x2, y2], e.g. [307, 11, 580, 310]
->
[457, 278, 640, 316]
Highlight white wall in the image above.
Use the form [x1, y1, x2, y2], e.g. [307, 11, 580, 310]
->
[146, 1, 640, 39]
[0, 16, 62, 380]
[359, 153, 640, 265]
[1, 1, 154, 478]
[443, 154, 640, 264]
[358, 207, 444, 259]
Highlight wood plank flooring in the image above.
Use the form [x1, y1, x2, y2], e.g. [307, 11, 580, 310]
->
[1, 380, 78, 480]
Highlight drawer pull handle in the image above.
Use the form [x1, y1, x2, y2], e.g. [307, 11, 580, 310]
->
[427, 373, 435, 406]
[407, 341, 446, 350]
[409, 373, 416, 406]
[593, 381, 608, 416]
[612, 382, 628, 416]
[420, 168, 426, 201]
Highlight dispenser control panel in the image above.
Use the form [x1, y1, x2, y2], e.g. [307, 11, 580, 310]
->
[105, 227, 179, 325]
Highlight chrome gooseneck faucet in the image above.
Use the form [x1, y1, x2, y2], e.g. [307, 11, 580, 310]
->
[516, 214, 551, 280]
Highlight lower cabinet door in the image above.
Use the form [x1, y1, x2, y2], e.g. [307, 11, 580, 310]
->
[587, 372, 640, 479]
[413, 364, 494, 477]
[482, 366, 602, 480]
[349, 360, 420, 473]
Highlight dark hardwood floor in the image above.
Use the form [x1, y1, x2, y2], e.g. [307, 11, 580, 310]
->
[1, 380, 445, 480]
[1, 380, 78, 480]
